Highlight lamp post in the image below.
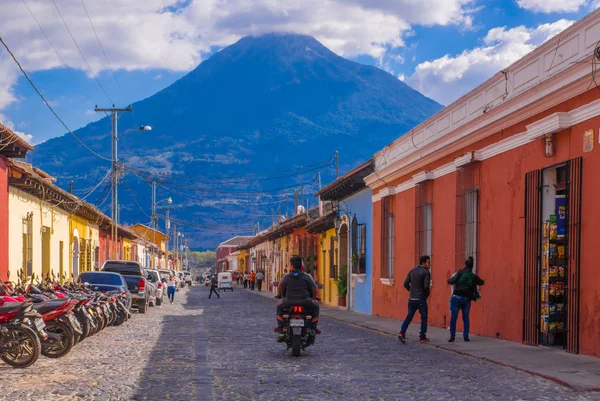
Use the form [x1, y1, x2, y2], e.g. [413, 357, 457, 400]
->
[95, 104, 151, 259]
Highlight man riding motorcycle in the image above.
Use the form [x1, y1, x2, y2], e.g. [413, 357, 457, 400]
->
[276, 255, 319, 343]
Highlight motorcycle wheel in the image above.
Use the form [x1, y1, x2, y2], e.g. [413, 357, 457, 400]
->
[291, 334, 302, 357]
[75, 312, 90, 341]
[0, 325, 41, 368]
[42, 320, 74, 358]
[113, 310, 126, 326]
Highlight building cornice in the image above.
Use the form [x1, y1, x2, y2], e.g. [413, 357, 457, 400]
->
[366, 10, 600, 190]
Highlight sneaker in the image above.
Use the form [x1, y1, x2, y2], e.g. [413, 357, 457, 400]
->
[419, 337, 430, 343]
[464, 338, 470, 342]
[397, 332, 406, 344]
[448, 337, 455, 343]
[276, 334, 288, 343]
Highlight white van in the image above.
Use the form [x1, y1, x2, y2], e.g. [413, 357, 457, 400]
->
[218, 272, 233, 291]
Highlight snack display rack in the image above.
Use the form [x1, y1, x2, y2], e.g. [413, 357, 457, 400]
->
[540, 212, 566, 346]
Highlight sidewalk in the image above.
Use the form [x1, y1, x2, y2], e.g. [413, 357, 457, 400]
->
[245, 287, 600, 392]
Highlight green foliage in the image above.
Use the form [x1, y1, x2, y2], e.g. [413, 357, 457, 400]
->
[189, 251, 216, 267]
[337, 265, 348, 297]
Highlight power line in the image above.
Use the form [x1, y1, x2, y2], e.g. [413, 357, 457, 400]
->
[122, 178, 151, 218]
[51, 0, 114, 104]
[79, 0, 122, 92]
[0, 35, 112, 162]
[21, 0, 68, 69]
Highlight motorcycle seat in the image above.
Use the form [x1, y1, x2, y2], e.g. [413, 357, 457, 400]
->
[0, 302, 26, 314]
[33, 299, 68, 314]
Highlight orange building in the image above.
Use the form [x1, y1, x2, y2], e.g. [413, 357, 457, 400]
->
[367, 11, 600, 357]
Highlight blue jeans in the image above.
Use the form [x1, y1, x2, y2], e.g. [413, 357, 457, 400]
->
[167, 286, 176, 302]
[450, 295, 471, 339]
[400, 299, 428, 339]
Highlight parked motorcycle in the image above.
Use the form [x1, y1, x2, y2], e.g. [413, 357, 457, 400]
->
[0, 300, 43, 368]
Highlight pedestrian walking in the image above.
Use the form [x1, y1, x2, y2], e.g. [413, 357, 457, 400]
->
[447, 257, 484, 342]
[208, 275, 220, 299]
[243, 272, 249, 289]
[256, 271, 264, 291]
[249, 271, 256, 291]
[167, 274, 177, 304]
[398, 255, 432, 344]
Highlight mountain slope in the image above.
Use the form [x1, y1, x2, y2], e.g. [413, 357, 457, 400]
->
[29, 33, 442, 249]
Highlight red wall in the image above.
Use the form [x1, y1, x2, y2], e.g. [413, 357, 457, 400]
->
[372, 88, 600, 356]
[0, 156, 8, 281]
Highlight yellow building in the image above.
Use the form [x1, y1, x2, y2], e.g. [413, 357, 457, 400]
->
[7, 161, 105, 283]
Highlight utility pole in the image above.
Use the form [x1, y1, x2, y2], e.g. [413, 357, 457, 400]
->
[95, 105, 132, 259]
[151, 181, 157, 268]
[335, 150, 339, 180]
[285, 196, 289, 218]
[317, 172, 323, 216]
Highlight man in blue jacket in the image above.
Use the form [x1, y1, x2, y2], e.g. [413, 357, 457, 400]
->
[398, 255, 431, 344]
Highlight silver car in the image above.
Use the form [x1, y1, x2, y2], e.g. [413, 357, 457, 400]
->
[144, 269, 164, 306]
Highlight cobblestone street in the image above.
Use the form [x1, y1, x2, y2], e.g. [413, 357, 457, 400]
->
[2, 285, 599, 401]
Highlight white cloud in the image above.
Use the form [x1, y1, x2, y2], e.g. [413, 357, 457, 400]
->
[398, 73, 406, 81]
[0, 0, 478, 113]
[516, 0, 587, 13]
[407, 19, 574, 105]
[0, 113, 33, 143]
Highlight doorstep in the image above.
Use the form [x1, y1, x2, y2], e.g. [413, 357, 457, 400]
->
[247, 289, 600, 392]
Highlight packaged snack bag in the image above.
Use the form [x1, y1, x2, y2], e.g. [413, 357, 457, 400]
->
[550, 223, 558, 240]
[557, 245, 565, 259]
[542, 317, 549, 333]
[549, 322, 557, 333]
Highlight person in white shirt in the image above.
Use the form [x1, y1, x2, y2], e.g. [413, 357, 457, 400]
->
[256, 271, 265, 291]
[167, 275, 177, 304]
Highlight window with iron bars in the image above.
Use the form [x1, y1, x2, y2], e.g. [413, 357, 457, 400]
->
[380, 196, 395, 279]
[456, 163, 479, 271]
[415, 180, 433, 266]
[351, 216, 367, 275]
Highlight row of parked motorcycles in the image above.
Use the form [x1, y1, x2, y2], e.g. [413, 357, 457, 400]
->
[0, 269, 131, 368]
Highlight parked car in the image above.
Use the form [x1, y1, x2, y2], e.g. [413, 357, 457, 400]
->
[101, 261, 151, 313]
[144, 269, 164, 306]
[77, 271, 133, 311]
[182, 271, 193, 287]
[176, 272, 186, 288]
[158, 269, 180, 291]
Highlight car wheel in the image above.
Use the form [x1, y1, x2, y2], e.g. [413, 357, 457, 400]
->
[156, 296, 162, 306]
[149, 298, 155, 307]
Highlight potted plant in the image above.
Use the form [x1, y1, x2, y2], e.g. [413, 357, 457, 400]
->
[337, 264, 348, 307]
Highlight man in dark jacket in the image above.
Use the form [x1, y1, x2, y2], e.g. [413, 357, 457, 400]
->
[208, 275, 220, 299]
[447, 256, 484, 342]
[275, 256, 319, 342]
[398, 255, 431, 344]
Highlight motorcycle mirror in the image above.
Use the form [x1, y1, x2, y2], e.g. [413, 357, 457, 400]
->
[84, 282, 90, 287]
[6, 270, 9, 279]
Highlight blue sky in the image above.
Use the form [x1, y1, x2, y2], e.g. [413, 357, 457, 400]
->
[0, 0, 597, 145]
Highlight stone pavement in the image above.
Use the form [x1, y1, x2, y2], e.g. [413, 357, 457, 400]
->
[248, 287, 600, 392]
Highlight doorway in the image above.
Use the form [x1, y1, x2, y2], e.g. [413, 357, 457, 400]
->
[42, 226, 51, 280]
[523, 158, 582, 353]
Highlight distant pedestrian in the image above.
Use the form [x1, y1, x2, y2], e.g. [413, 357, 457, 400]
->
[243, 272, 249, 289]
[398, 255, 432, 344]
[208, 275, 220, 299]
[256, 271, 264, 291]
[447, 257, 484, 342]
[167, 274, 177, 304]
[249, 271, 256, 291]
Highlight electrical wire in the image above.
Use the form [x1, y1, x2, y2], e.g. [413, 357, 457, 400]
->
[79, 0, 122, 92]
[122, 179, 151, 218]
[0, 35, 112, 162]
[21, 0, 68, 69]
[51, 0, 114, 104]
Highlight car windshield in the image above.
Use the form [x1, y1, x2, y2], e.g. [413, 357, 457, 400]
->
[78, 272, 123, 286]
[145, 271, 159, 281]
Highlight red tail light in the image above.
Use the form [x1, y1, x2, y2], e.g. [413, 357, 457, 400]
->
[139, 279, 145, 290]
[158, 282, 162, 289]
[292, 306, 304, 313]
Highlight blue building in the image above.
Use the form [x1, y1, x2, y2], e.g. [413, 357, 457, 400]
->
[316, 161, 373, 315]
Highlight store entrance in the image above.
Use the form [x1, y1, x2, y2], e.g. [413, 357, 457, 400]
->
[540, 165, 567, 347]
[523, 157, 582, 354]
